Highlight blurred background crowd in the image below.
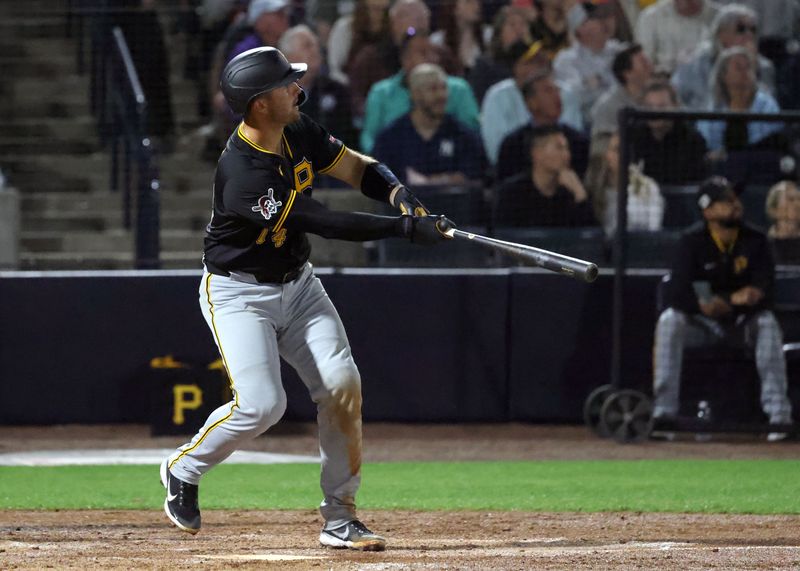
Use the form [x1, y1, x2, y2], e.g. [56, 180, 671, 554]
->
[146, 0, 800, 259]
[2, 0, 800, 270]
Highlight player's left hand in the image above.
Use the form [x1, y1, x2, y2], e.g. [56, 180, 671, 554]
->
[402, 215, 455, 245]
[391, 185, 430, 217]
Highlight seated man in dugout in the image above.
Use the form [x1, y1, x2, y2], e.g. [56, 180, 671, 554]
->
[765, 180, 800, 264]
[493, 124, 596, 228]
[652, 176, 793, 441]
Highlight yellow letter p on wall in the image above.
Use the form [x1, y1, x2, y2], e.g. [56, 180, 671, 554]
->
[173, 384, 203, 425]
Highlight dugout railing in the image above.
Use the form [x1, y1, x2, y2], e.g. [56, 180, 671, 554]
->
[73, 1, 161, 269]
[595, 107, 800, 442]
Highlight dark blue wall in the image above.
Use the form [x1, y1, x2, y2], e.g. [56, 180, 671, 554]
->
[0, 269, 717, 424]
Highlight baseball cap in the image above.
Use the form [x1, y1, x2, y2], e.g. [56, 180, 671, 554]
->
[567, 1, 613, 34]
[696, 176, 737, 210]
[248, 0, 290, 25]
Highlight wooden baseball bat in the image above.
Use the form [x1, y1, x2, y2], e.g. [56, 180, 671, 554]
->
[444, 228, 599, 283]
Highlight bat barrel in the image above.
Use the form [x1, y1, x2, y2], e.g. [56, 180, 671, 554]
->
[450, 229, 599, 283]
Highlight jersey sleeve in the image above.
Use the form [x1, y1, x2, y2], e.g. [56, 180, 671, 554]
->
[298, 113, 347, 175]
[222, 170, 296, 230]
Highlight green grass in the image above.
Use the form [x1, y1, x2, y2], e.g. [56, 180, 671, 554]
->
[0, 460, 798, 514]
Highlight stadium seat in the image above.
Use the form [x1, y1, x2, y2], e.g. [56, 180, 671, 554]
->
[376, 225, 492, 267]
[625, 230, 680, 268]
[492, 227, 607, 266]
[660, 185, 701, 229]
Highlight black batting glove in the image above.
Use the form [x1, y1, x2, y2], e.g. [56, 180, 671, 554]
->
[400, 215, 456, 245]
[391, 185, 430, 217]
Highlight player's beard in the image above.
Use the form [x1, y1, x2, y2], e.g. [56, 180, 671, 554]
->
[719, 214, 742, 229]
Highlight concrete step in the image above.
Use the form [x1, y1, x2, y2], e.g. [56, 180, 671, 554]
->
[20, 229, 204, 253]
[0, 18, 69, 40]
[0, 1, 68, 18]
[0, 116, 97, 141]
[0, 138, 98, 156]
[19, 250, 204, 271]
[4, 98, 91, 120]
[22, 212, 115, 233]
[20, 190, 215, 213]
[1, 55, 73, 78]
[5, 154, 107, 193]
[12, 74, 88, 102]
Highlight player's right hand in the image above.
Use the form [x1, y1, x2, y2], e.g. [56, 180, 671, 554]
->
[401, 215, 455, 245]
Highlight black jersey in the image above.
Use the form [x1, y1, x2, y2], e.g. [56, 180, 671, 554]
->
[203, 114, 347, 278]
[666, 221, 775, 315]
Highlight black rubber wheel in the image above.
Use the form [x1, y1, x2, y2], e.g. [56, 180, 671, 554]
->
[599, 389, 654, 444]
[583, 384, 616, 437]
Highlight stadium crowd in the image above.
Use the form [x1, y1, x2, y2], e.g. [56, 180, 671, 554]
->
[160, 0, 800, 257]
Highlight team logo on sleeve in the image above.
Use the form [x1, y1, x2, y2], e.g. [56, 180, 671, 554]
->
[251, 188, 282, 220]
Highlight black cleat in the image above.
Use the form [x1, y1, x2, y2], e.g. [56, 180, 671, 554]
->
[160, 459, 201, 534]
[319, 520, 386, 551]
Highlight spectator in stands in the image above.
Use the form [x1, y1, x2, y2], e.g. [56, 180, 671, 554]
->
[228, 0, 291, 61]
[766, 180, 800, 239]
[584, 132, 664, 237]
[652, 176, 793, 440]
[635, 0, 720, 75]
[628, 81, 709, 184]
[467, 5, 533, 103]
[308, 0, 350, 45]
[553, 1, 623, 128]
[496, 70, 589, 182]
[494, 125, 597, 227]
[207, 0, 291, 150]
[591, 43, 653, 137]
[430, 0, 488, 73]
[372, 63, 485, 185]
[766, 179, 800, 264]
[530, 0, 570, 59]
[481, 40, 582, 165]
[697, 46, 783, 154]
[327, 0, 390, 85]
[717, 0, 800, 46]
[278, 25, 358, 148]
[672, 4, 775, 110]
[723, 1, 800, 108]
[360, 31, 479, 153]
[348, 0, 460, 120]
[603, 0, 637, 43]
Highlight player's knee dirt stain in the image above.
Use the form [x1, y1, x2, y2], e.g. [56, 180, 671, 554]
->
[331, 385, 363, 476]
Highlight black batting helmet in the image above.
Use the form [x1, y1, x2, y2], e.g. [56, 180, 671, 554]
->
[220, 47, 307, 115]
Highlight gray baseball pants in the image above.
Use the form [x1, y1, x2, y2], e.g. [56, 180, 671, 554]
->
[168, 264, 362, 530]
[652, 308, 793, 423]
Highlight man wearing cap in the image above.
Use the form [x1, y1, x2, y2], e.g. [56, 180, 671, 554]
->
[553, 1, 623, 129]
[227, 0, 292, 62]
[159, 46, 454, 550]
[652, 176, 793, 439]
[480, 40, 582, 165]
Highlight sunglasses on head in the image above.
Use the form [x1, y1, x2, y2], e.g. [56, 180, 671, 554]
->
[735, 22, 757, 35]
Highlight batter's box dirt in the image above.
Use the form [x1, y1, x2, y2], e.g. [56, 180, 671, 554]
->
[1, 510, 799, 570]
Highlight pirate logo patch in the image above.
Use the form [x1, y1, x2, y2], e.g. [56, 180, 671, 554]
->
[251, 188, 282, 220]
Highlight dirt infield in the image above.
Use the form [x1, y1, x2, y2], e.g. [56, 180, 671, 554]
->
[2, 510, 800, 570]
[1, 423, 799, 569]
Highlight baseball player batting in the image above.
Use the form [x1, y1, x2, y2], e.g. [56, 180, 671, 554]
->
[160, 46, 453, 551]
